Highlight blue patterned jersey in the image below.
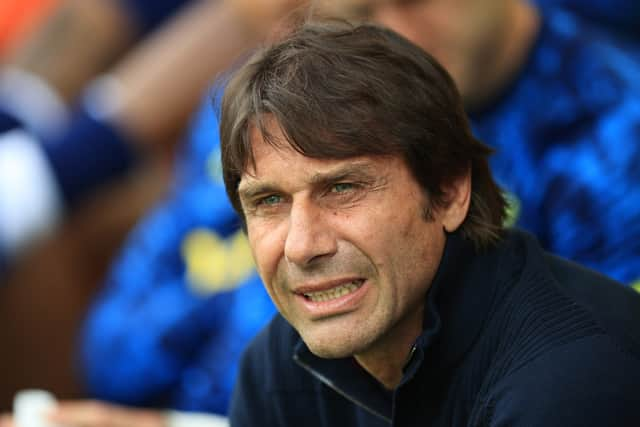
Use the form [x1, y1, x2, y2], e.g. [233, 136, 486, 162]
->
[79, 94, 276, 414]
[535, 0, 640, 36]
[471, 8, 640, 288]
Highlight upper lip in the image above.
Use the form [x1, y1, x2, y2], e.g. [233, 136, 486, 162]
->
[293, 277, 365, 295]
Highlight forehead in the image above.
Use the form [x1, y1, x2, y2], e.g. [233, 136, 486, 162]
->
[240, 127, 370, 183]
[238, 123, 410, 192]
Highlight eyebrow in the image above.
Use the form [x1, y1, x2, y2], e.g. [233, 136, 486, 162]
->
[309, 161, 378, 186]
[238, 160, 380, 202]
[238, 183, 279, 203]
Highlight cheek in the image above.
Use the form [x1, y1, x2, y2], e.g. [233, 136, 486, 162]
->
[247, 222, 284, 279]
[374, 204, 441, 274]
[349, 208, 412, 263]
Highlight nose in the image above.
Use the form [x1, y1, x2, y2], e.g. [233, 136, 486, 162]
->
[284, 198, 337, 267]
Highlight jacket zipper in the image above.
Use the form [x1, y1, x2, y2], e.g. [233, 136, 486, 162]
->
[293, 355, 393, 425]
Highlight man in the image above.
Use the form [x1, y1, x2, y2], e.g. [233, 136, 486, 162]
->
[221, 21, 640, 426]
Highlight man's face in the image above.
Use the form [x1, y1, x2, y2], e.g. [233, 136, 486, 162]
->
[238, 119, 462, 359]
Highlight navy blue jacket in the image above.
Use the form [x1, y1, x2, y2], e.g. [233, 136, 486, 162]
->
[230, 229, 640, 426]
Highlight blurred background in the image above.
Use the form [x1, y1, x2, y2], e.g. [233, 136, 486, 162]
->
[0, 0, 172, 409]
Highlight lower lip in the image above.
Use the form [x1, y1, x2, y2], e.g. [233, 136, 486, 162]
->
[296, 281, 370, 318]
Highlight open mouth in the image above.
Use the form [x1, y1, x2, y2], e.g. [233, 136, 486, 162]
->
[303, 279, 365, 303]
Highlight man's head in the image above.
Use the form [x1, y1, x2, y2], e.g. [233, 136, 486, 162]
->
[329, 0, 538, 108]
[220, 21, 506, 370]
[222, 21, 505, 248]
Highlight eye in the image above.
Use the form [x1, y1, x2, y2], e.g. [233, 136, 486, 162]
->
[259, 194, 282, 206]
[331, 182, 355, 193]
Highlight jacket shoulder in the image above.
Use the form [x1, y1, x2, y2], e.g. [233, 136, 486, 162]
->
[486, 334, 640, 426]
[477, 233, 640, 425]
[545, 253, 640, 355]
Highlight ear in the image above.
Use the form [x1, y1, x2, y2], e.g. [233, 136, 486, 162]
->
[440, 169, 471, 233]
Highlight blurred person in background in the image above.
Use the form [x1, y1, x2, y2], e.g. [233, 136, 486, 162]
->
[75, 92, 276, 417]
[0, 96, 273, 426]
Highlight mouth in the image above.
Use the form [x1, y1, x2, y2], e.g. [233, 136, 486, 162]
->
[302, 279, 365, 303]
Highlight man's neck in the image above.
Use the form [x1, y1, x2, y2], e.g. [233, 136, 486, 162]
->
[464, 1, 541, 111]
[354, 303, 425, 390]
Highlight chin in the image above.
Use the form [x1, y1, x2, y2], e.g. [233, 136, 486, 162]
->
[306, 343, 353, 359]
[302, 331, 372, 360]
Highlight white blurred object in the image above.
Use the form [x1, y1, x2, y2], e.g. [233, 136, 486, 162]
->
[166, 411, 229, 427]
[0, 129, 64, 259]
[13, 389, 58, 427]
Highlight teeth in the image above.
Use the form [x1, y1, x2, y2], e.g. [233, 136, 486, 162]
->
[304, 280, 363, 302]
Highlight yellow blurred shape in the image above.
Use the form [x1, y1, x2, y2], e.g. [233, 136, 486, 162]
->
[182, 229, 255, 295]
[503, 191, 521, 228]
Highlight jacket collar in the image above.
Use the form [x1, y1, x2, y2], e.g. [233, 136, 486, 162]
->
[410, 230, 506, 374]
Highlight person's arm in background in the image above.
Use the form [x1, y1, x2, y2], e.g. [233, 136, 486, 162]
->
[0, 0, 192, 271]
[102, 0, 261, 149]
[0, 0, 194, 134]
[0, 401, 229, 427]
[2, 0, 138, 104]
[0, 0, 142, 138]
[35, 0, 267, 206]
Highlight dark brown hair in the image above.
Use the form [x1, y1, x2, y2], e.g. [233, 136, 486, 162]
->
[220, 20, 506, 248]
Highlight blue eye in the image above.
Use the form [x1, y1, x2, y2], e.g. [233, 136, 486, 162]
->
[332, 183, 353, 193]
[261, 194, 282, 205]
